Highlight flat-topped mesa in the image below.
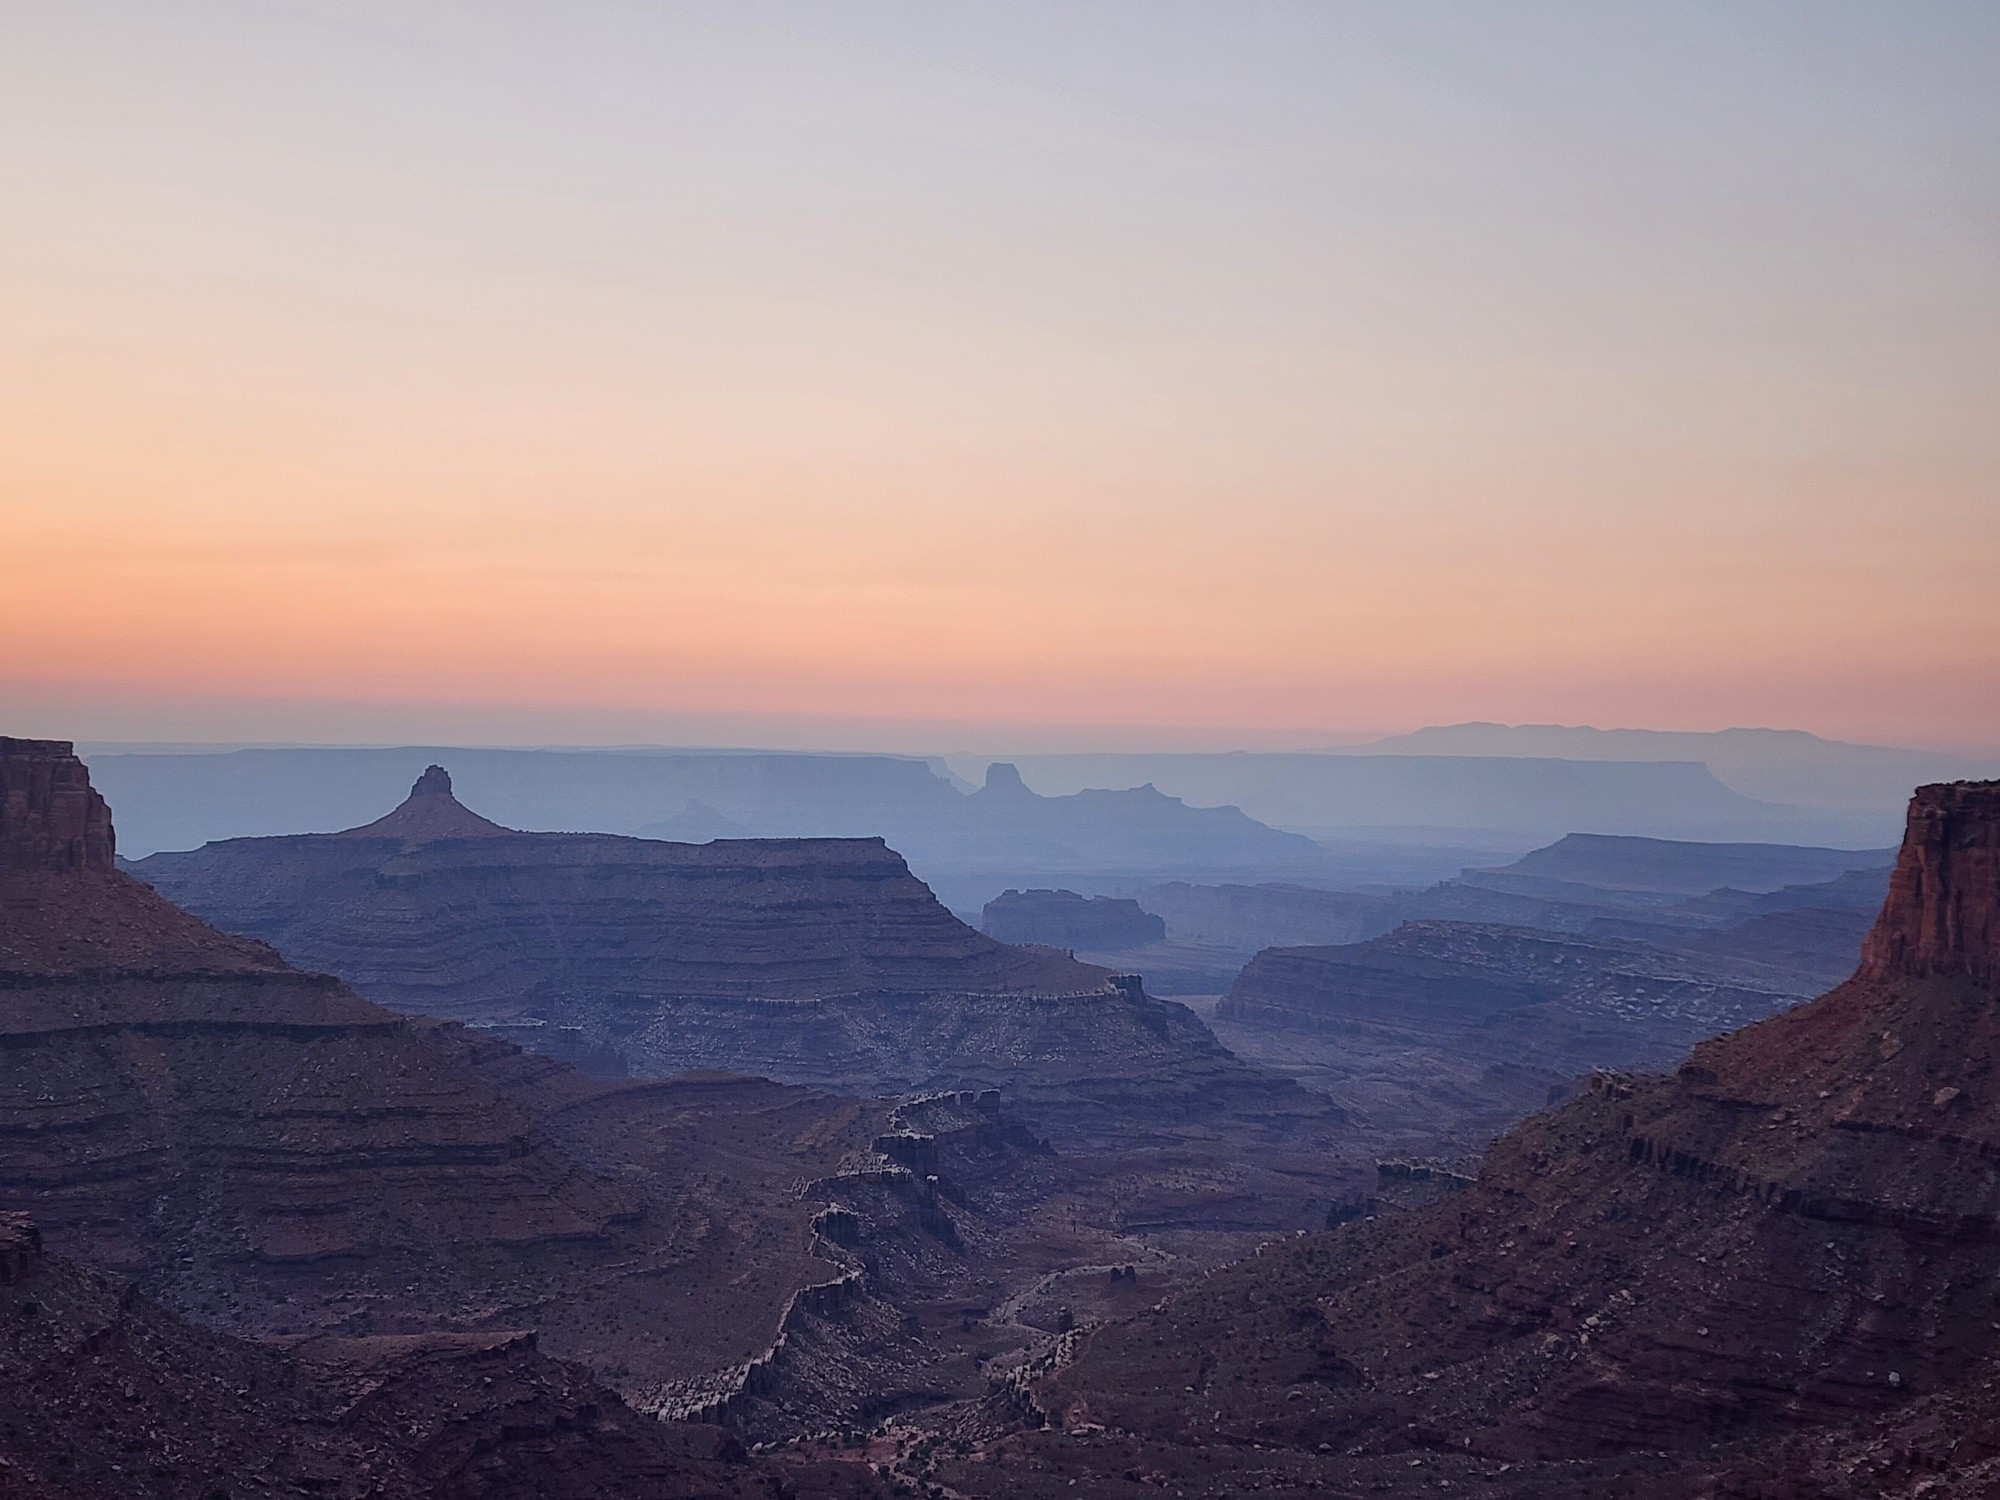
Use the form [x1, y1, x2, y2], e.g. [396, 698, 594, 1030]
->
[336, 763, 513, 840]
[1858, 779, 2000, 990]
[0, 737, 114, 872]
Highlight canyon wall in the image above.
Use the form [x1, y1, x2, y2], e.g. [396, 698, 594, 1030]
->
[930, 778, 2000, 1499]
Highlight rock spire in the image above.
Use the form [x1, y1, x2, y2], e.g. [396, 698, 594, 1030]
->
[335, 765, 513, 840]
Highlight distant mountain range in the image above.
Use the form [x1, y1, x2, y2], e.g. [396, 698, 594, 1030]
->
[1344, 722, 2000, 811]
[985, 749, 1889, 844]
[82, 727, 1985, 905]
[88, 746, 1317, 878]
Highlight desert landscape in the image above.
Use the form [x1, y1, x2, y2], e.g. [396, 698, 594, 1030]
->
[4, 4, 1996, 1495]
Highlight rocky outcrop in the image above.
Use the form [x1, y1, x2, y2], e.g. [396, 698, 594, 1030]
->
[336, 763, 514, 840]
[927, 779, 2000, 1498]
[1859, 779, 2000, 987]
[981, 888, 1165, 949]
[1, 736, 114, 871]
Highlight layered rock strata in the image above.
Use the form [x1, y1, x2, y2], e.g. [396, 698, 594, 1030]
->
[135, 770, 1104, 1023]
[0, 1209, 882, 1499]
[134, 771, 1333, 1150]
[924, 781, 2000, 1498]
[0, 742, 880, 1415]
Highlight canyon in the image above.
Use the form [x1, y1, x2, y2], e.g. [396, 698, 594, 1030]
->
[0, 738, 1361, 1492]
[17, 730, 1996, 1497]
[988, 834, 1888, 1154]
[905, 779, 2000, 1498]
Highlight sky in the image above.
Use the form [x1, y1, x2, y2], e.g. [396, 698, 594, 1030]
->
[3, 2, 1997, 753]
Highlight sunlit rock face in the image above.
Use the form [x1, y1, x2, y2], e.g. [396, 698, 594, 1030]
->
[1860, 780, 2000, 989]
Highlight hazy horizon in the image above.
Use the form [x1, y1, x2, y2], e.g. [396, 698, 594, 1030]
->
[6, 3, 1997, 750]
[47, 715, 2000, 764]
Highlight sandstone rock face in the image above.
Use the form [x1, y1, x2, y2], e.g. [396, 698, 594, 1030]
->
[929, 779, 2000, 1498]
[1860, 779, 2000, 988]
[0, 736, 114, 871]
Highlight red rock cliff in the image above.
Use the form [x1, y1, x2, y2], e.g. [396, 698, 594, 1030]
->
[0, 737, 114, 872]
[1858, 779, 2000, 990]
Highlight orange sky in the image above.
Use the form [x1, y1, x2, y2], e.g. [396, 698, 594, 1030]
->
[4, 4, 1997, 751]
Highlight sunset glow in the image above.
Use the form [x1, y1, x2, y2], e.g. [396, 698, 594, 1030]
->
[4, 3, 1996, 749]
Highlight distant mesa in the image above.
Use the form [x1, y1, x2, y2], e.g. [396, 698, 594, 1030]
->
[1468, 829, 1895, 896]
[136, 773, 1102, 1021]
[130, 769, 1334, 1151]
[334, 763, 513, 840]
[978, 761, 1035, 798]
[981, 888, 1165, 950]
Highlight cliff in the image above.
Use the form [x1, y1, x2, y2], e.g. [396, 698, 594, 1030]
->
[1859, 779, 2000, 987]
[132, 771, 1331, 1150]
[930, 780, 2000, 1498]
[135, 768, 1105, 1023]
[1, 736, 114, 871]
[0, 741, 909, 1424]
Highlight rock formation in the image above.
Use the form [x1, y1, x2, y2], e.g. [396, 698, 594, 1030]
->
[1217, 918, 1815, 1068]
[132, 774, 1335, 1151]
[1, 735, 115, 871]
[920, 780, 2000, 1498]
[981, 888, 1165, 949]
[0, 740, 924, 1428]
[135, 776, 1101, 1023]
[336, 762, 514, 840]
[1859, 778, 2000, 986]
